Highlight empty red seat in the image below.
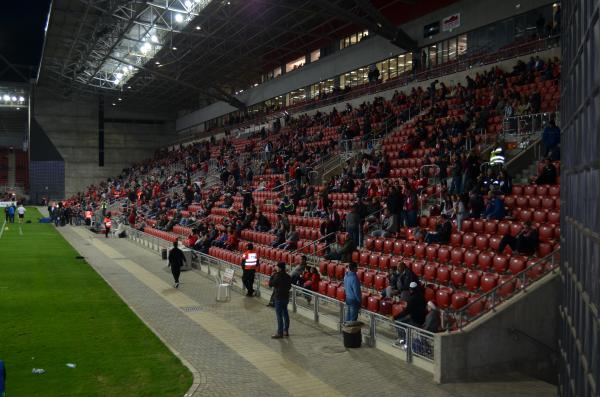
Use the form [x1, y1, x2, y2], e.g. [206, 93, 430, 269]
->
[529, 197, 542, 209]
[450, 247, 465, 265]
[451, 267, 467, 287]
[351, 250, 360, 263]
[519, 210, 533, 222]
[363, 271, 376, 288]
[489, 235, 502, 251]
[393, 241, 404, 255]
[392, 301, 407, 318]
[436, 265, 451, 284]
[450, 232, 462, 246]
[549, 185, 560, 196]
[335, 263, 346, 280]
[374, 274, 387, 290]
[327, 282, 339, 298]
[475, 234, 489, 250]
[319, 260, 328, 276]
[424, 284, 438, 302]
[369, 254, 380, 269]
[464, 249, 479, 268]
[480, 273, 499, 292]
[403, 241, 416, 257]
[365, 237, 375, 250]
[327, 262, 337, 278]
[451, 291, 469, 310]
[383, 239, 394, 254]
[538, 242, 553, 257]
[524, 185, 536, 196]
[336, 286, 346, 301]
[484, 220, 497, 234]
[542, 197, 555, 209]
[359, 251, 370, 266]
[436, 287, 453, 309]
[462, 233, 476, 248]
[461, 219, 473, 232]
[367, 296, 381, 312]
[414, 243, 427, 259]
[512, 186, 524, 195]
[411, 260, 425, 277]
[423, 263, 438, 282]
[472, 220, 484, 233]
[498, 275, 516, 298]
[497, 221, 511, 236]
[493, 254, 509, 273]
[509, 256, 527, 274]
[539, 224, 554, 242]
[548, 211, 560, 224]
[465, 270, 482, 291]
[379, 255, 390, 271]
[374, 238, 384, 252]
[318, 281, 329, 295]
[437, 246, 451, 263]
[379, 298, 393, 315]
[426, 245, 439, 261]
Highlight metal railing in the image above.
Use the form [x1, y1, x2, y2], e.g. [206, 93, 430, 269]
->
[502, 112, 558, 137]
[124, 225, 436, 364]
[446, 249, 560, 330]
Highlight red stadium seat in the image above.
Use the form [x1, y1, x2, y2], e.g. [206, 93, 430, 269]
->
[374, 238, 384, 252]
[437, 246, 451, 263]
[493, 254, 509, 273]
[374, 274, 387, 290]
[480, 273, 499, 292]
[403, 241, 416, 257]
[327, 282, 339, 298]
[318, 281, 329, 295]
[450, 233, 462, 247]
[477, 251, 493, 270]
[451, 267, 467, 288]
[369, 254, 380, 269]
[411, 260, 425, 277]
[465, 270, 482, 291]
[414, 243, 427, 259]
[383, 239, 394, 254]
[426, 244, 439, 261]
[336, 286, 346, 301]
[464, 249, 479, 268]
[509, 256, 527, 275]
[379, 299, 393, 315]
[451, 291, 469, 310]
[363, 271, 376, 288]
[436, 287, 453, 309]
[450, 247, 465, 265]
[423, 263, 438, 282]
[367, 296, 381, 312]
[424, 284, 438, 302]
[436, 265, 451, 285]
[393, 241, 404, 255]
[462, 233, 476, 248]
[484, 220, 498, 234]
[475, 234, 489, 250]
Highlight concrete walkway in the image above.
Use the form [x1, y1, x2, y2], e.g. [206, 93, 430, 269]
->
[56, 224, 557, 397]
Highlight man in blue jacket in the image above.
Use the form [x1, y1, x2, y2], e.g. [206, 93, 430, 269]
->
[344, 262, 362, 322]
[484, 191, 506, 220]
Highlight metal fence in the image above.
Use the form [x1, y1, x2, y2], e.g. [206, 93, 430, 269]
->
[502, 112, 558, 137]
[446, 249, 560, 330]
[124, 225, 436, 364]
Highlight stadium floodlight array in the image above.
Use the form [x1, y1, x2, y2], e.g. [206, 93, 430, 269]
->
[73, 0, 213, 91]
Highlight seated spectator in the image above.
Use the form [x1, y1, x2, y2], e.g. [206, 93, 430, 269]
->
[422, 301, 440, 333]
[220, 193, 234, 208]
[396, 261, 418, 300]
[497, 221, 539, 256]
[394, 282, 426, 345]
[324, 235, 356, 262]
[484, 190, 506, 220]
[542, 118, 560, 156]
[290, 256, 308, 286]
[255, 211, 271, 232]
[381, 266, 399, 298]
[424, 214, 452, 244]
[535, 158, 558, 185]
[370, 208, 398, 238]
[278, 225, 299, 251]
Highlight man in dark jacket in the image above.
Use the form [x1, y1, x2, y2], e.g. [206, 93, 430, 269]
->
[394, 282, 427, 345]
[269, 262, 292, 338]
[397, 262, 418, 299]
[168, 240, 187, 288]
[498, 221, 539, 255]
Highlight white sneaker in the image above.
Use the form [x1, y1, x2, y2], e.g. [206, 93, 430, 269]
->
[175, 282, 179, 288]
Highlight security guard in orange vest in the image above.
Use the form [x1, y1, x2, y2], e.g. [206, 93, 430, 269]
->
[103, 213, 112, 238]
[241, 243, 258, 296]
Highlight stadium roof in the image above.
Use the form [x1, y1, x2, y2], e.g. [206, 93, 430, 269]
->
[38, 0, 457, 113]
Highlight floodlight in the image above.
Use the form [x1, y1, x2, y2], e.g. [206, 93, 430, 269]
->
[118, 98, 122, 101]
[18, 96, 25, 102]
[115, 72, 123, 79]
[151, 35, 159, 43]
[185, 0, 192, 9]
[141, 42, 152, 54]
[175, 13, 184, 23]
[2, 95, 9, 101]
[195, 25, 201, 30]
[11, 96, 17, 102]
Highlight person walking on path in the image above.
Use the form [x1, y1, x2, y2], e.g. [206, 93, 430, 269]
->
[103, 213, 112, 238]
[241, 243, 258, 296]
[168, 240, 186, 288]
[269, 262, 292, 339]
[344, 262, 362, 322]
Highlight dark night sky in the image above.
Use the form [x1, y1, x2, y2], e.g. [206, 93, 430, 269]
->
[0, 0, 52, 80]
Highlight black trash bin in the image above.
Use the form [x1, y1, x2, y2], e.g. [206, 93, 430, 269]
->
[342, 321, 363, 348]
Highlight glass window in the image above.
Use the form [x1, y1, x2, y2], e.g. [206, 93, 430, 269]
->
[285, 56, 305, 73]
[457, 34, 467, 56]
[273, 67, 282, 78]
[429, 44, 438, 67]
[310, 49, 321, 62]
[405, 52, 413, 72]
[389, 57, 398, 79]
[448, 37, 457, 61]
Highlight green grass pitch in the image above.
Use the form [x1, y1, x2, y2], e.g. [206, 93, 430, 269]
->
[0, 208, 192, 396]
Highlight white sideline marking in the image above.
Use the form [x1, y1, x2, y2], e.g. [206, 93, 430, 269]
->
[0, 220, 6, 239]
[19, 225, 23, 235]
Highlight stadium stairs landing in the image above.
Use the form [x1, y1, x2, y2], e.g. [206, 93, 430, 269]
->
[53, 219, 556, 397]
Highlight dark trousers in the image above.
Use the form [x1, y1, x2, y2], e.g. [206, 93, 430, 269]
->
[170, 264, 181, 283]
[274, 299, 290, 335]
[498, 233, 534, 255]
[105, 227, 110, 238]
[242, 269, 256, 296]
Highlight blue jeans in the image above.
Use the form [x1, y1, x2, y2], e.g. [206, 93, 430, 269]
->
[345, 301, 360, 322]
[274, 299, 290, 335]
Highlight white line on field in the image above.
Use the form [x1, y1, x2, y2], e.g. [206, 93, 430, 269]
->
[0, 220, 6, 239]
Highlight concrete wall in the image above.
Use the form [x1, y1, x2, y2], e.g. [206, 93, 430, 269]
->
[33, 90, 173, 197]
[435, 273, 560, 384]
[176, 0, 554, 132]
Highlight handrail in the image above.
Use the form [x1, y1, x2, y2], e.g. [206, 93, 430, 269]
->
[448, 248, 560, 330]
[288, 231, 336, 260]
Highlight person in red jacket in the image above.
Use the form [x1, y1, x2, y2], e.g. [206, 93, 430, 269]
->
[103, 213, 112, 238]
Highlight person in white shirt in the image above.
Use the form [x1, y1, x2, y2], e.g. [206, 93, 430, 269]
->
[17, 204, 26, 224]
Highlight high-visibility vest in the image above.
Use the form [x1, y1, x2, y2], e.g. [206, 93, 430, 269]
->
[104, 218, 112, 228]
[243, 251, 258, 270]
[490, 147, 505, 165]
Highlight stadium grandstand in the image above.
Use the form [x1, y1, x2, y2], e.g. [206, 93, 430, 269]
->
[0, 0, 597, 396]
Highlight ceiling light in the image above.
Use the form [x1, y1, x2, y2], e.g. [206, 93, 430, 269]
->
[155, 61, 160, 65]
[141, 42, 152, 53]
[195, 25, 201, 30]
[115, 72, 123, 79]
[11, 96, 17, 101]
[172, 46, 177, 50]
[184, 0, 193, 8]
[2, 95, 9, 101]
[112, 103, 116, 106]
[18, 96, 25, 102]
[175, 13, 184, 23]
[151, 35, 159, 43]
[127, 86, 132, 89]
[16, 107, 20, 110]
[118, 98, 122, 101]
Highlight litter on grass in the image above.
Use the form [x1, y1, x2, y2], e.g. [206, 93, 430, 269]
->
[32, 368, 45, 374]
[66, 363, 77, 368]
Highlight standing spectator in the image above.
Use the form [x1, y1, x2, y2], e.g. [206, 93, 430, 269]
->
[168, 240, 187, 288]
[345, 204, 361, 247]
[484, 191, 506, 220]
[17, 204, 26, 224]
[394, 282, 427, 346]
[542, 118, 561, 157]
[103, 213, 112, 237]
[344, 262, 362, 323]
[269, 262, 292, 339]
